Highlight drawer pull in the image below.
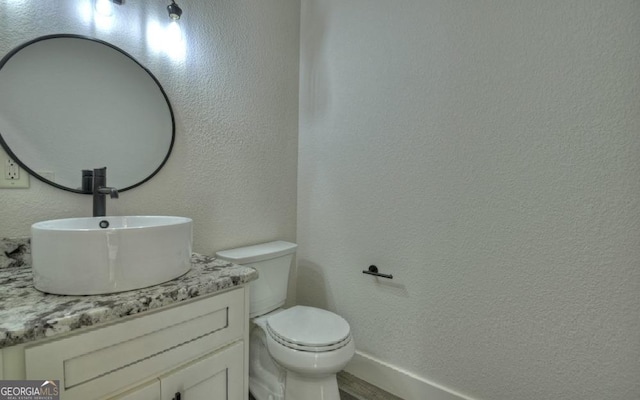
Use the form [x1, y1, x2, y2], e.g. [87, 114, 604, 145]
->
[173, 392, 181, 400]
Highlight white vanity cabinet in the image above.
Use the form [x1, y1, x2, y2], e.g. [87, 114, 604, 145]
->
[0, 286, 250, 400]
[113, 381, 160, 400]
[158, 341, 243, 400]
[112, 341, 243, 400]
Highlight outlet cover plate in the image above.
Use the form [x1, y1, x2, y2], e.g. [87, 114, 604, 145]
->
[0, 155, 30, 188]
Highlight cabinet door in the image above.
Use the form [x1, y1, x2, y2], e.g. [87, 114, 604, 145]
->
[112, 380, 160, 400]
[160, 341, 243, 400]
[26, 288, 245, 400]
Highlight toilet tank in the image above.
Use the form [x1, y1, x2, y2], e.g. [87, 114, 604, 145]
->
[216, 241, 297, 318]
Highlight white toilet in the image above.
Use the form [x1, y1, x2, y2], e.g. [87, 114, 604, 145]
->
[216, 241, 355, 400]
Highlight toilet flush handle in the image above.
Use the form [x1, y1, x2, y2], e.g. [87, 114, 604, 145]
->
[362, 265, 393, 279]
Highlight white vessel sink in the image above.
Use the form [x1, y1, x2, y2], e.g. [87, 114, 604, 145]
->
[31, 216, 192, 295]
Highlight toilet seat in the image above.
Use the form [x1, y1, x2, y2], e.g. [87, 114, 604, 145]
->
[267, 324, 352, 352]
[266, 306, 352, 352]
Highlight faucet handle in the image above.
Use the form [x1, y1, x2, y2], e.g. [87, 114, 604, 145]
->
[98, 186, 119, 198]
[107, 187, 119, 199]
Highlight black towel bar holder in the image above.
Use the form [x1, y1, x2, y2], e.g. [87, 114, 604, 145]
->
[362, 265, 393, 279]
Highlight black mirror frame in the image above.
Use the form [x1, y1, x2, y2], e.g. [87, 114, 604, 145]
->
[0, 34, 176, 194]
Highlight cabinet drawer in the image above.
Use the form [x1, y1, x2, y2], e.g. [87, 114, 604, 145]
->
[112, 380, 160, 400]
[160, 341, 244, 400]
[25, 288, 244, 400]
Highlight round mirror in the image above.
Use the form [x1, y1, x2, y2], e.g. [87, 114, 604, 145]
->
[0, 34, 174, 193]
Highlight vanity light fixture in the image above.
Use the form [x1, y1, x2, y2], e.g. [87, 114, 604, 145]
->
[167, 0, 183, 20]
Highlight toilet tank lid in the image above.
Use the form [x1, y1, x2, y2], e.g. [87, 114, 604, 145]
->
[216, 241, 297, 264]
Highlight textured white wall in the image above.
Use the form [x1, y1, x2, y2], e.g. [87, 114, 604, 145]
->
[298, 1, 640, 400]
[0, 0, 299, 255]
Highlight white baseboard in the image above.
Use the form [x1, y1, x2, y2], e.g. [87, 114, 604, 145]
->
[344, 351, 476, 400]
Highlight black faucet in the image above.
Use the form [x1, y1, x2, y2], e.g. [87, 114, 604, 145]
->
[92, 167, 119, 217]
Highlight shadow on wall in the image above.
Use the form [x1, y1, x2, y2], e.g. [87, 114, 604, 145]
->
[300, 0, 330, 122]
[368, 275, 409, 298]
[296, 260, 331, 310]
[297, 259, 411, 311]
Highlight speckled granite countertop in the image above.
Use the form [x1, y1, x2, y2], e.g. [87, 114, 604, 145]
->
[0, 238, 257, 349]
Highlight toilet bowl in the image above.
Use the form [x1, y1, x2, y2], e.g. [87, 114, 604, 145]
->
[216, 241, 355, 400]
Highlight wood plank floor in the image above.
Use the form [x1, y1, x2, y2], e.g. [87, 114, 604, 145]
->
[250, 390, 359, 400]
[248, 371, 402, 400]
[339, 389, 360, 400]
[337, 371, 403, 400]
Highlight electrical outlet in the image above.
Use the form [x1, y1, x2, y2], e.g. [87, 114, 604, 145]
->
[5, 159, 19, 180]
[0, 157, 29, 188]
